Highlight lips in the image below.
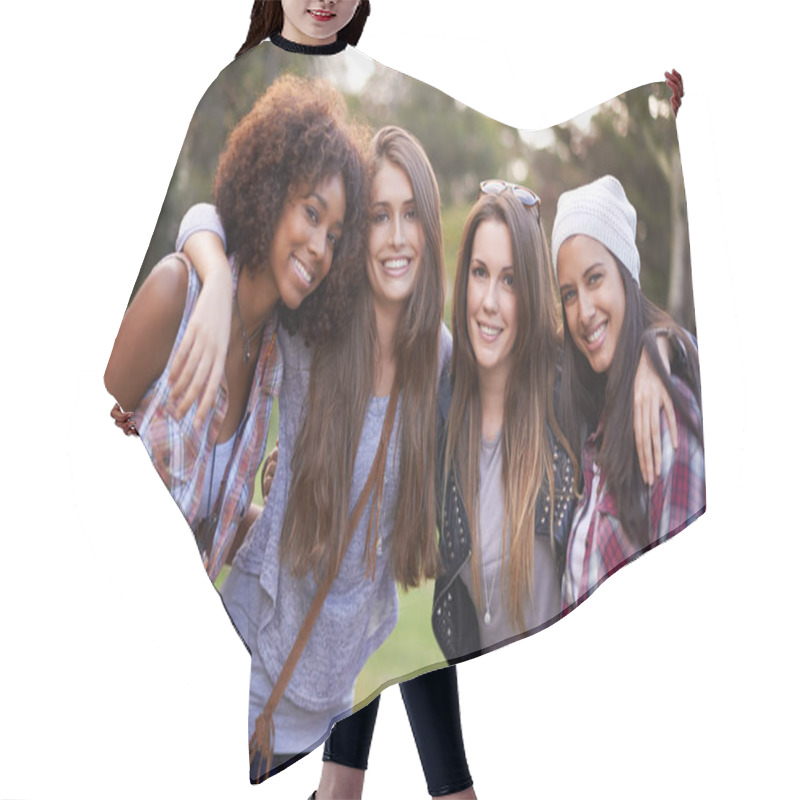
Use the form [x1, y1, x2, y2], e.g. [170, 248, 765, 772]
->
[308, 9, 335, 22]
[582, 320, 607, 351]
[476, 321, 503, 343]
[291, 254, 314, 288]
[380, 257, 412, 277]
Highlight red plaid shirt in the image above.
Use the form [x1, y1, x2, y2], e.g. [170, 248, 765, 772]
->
[135, 255, 282, 581]
[563, 378, 706, 608]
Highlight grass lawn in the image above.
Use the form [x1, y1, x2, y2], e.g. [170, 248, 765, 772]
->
[353, 579, 445, 706]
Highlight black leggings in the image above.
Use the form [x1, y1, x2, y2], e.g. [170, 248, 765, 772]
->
[322, 665, 473, 797]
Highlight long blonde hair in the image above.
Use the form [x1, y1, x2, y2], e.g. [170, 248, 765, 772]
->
[281, 126, 444, 589]
[445, 191, 574, 629]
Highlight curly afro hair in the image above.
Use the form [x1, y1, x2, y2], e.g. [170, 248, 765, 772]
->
[214, 74, 368, 345]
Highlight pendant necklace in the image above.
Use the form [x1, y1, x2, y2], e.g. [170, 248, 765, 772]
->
[234, 281, 264, 365]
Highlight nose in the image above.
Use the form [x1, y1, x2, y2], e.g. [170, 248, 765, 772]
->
[481, 279, 499, 314]
[577, 288, 594, 325]
[307, 225, 327, 261]
[390, 214, 406, 248]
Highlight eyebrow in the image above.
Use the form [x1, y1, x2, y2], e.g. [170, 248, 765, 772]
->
[371, 198, 416, 208]
[311, 192, 328, 211]
[582, 262, 604, 278]
[471, 257, 514, 271]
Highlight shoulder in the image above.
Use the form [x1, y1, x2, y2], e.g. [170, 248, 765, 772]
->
[119, 254, 191, 348]
[659, 376, 703, 475]
[436, 363, 454, 421]
[104, 255, 192, 409]
[665, 376, 702, 444]
[278, 326, 313, 370]
[140, 255, 190, 310]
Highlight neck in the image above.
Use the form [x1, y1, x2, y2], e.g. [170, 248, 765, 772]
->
[236, 267, 279, 336]
[478, 367, 508, 440]
[373, 296, 401, 358]
[372, 297, 401, 395]
[280, 22, 335, 47]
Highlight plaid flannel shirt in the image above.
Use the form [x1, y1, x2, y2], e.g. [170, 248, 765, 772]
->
[563, 377, 705, 608]
[134, 254, 282, 581]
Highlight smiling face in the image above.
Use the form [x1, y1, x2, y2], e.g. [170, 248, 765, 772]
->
[466, 218, 518, 384]
[367, 160, 425, 312]
[557, 233, 626, 374]
[269, 172, 346, 309]
[280, 0, 361, 45]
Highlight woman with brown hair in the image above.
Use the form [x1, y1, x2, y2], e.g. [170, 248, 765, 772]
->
[177, 126, 473, 793]
[432, 183, 578, 661]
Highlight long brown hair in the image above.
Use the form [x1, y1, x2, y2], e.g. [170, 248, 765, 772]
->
[281, 126, 444, 589]
[236, 1, 371, 58]
[445, 192, 575, 630]
[559, 258, 702, 547]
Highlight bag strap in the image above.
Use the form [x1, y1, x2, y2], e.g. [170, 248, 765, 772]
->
[249, 381, 400, 779]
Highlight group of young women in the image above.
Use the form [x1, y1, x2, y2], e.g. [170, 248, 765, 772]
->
[106, 1, 705, 796]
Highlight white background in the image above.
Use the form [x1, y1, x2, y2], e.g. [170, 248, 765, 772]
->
[1, 1, 796, 798]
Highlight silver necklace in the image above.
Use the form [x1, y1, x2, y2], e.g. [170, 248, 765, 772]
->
[234, 283, 264, 365]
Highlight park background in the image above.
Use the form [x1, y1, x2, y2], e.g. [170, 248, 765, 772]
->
[126, 41, 694, 712]
[1, 1, 796, 799]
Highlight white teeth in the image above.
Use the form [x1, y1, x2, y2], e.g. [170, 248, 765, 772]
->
[292, 255, 312, 285]
[479, 324, 501, 337]
[586, 322, 606, 343]
[383, 258, 410, 270]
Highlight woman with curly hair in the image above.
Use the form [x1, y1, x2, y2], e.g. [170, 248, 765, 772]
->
[105, 73, 365, 581]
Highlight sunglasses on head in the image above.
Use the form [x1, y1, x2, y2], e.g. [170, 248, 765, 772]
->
[479, 179, 541, 216]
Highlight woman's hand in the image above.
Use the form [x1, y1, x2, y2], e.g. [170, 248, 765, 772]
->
[168, 233, 233, 420]
[261, 440, 279, 499]
[110, 403, 138, 436]
[633, 337, 678, 486]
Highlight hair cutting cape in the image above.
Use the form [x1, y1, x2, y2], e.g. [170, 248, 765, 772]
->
[110, 39, 705, 781]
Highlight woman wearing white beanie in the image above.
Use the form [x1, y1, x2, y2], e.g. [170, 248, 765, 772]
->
[552, 176, 706, 608]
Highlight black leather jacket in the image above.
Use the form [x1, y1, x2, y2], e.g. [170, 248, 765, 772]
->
[431, 373, 577, 664]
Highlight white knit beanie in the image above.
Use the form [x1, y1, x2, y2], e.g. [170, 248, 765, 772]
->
[551, 175, 640, 286]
